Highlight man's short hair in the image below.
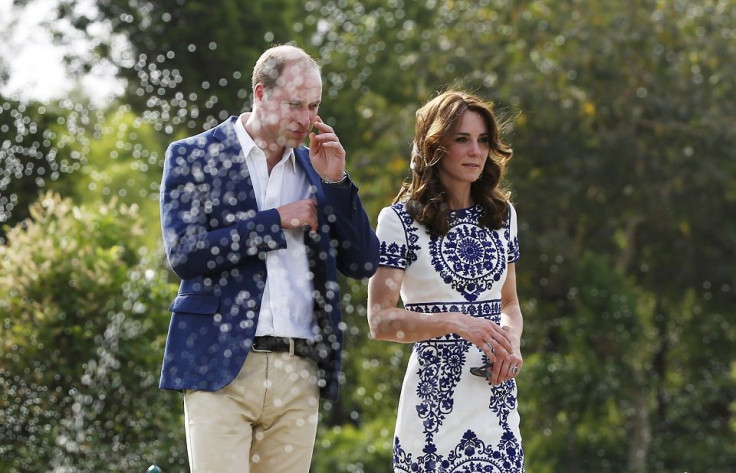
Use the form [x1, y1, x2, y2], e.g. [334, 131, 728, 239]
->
[252, 44, 321, 91]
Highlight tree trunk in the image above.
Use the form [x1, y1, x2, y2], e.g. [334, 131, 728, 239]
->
[627, 368, 652, 473]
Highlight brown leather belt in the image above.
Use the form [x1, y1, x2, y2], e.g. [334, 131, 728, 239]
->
[251, 336, 317, 360]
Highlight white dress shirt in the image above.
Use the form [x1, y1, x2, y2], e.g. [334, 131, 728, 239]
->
[234, 113, 317, 340]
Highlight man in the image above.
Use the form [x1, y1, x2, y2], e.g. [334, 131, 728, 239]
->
[158, 44, 379, 473]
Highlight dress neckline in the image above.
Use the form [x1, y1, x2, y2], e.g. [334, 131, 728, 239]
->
[447, 203, 481, 215]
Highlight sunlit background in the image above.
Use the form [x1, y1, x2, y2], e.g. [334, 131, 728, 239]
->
[1, 0, 734, 472]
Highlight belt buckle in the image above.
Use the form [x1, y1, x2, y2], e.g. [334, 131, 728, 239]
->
[288, 338, 295, 357]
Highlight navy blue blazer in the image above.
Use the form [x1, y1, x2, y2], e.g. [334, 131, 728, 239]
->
[159, 116, 379, 401]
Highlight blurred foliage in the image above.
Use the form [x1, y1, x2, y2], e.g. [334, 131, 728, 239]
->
[50, 0, 308, 131]
[0, 96, 74, 237]
[2, 0, 735, 472]
[61, 105, 170, 248]
[313, 416, 395, 472]
[0, 193, 185, 471]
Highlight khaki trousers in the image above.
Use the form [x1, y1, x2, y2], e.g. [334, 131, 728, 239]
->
[183, 351, 320, 473]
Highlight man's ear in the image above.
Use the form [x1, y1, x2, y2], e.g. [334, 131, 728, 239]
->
[253, 83, 266, 102]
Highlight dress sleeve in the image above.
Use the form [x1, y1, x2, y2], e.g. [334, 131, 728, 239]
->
[506, 202, 521, 263]
[376, 206, 411, 270]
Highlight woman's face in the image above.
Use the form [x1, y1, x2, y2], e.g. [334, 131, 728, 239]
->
[438, 110, 490, 190]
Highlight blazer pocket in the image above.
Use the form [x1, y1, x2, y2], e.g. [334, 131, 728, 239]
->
[169, 293, 219, 315]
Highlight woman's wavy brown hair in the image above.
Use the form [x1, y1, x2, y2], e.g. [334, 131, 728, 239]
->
[394, 90, 513, 235]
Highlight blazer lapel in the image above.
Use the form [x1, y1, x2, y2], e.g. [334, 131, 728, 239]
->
[294, 147, 324, 199]
[294, 146, 330, 287]
[213, 116, 258, 210]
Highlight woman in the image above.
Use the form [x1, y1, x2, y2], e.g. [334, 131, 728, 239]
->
[368, 90, 525, 472]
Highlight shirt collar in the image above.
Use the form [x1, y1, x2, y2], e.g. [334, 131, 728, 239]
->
[235, 113, 296, 169]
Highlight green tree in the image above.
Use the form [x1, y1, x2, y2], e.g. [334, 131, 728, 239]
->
[58, 105, 172, 247]
[49, 0, 309, 132]
[0, 97, 74, 238]
[498, 2, 736, 470]
[522, 253, 647, 473]
[0, 192, 184, 471]
[311, 1, 736, 471]
[7, 1, 734, 471]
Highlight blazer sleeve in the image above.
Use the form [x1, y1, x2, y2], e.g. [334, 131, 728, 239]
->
[320, 177, 380, 280]
[160, 140, 286, 280]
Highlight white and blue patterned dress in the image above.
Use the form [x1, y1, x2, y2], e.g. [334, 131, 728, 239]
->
[376, 202, 524, 473]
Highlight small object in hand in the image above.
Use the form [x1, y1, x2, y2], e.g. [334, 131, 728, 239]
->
[470, 363, 493, 378]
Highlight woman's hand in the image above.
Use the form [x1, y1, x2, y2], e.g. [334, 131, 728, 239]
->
[487, 326, 522, 385]
[453, 312, 513, 362]
[454, 313, 522, 386]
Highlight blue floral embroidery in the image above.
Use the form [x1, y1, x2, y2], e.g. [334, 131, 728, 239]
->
[443, 430, 525, 472]
[503, 211, 520, 263]
[386, 204, 525, 472]
[393, 437, 413, 472]
[489, 379, 518, 418]
[393, 204, 421, 265]
[394, 429, 525, 472]
[406, 300, 502, 320]
[379, 203, 420, 269]
[429, 206, 506, 302]
[380, 240, 409, 268]
[414, 340, 467, 441]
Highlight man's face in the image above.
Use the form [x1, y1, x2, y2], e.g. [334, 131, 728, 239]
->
[256, 61, 322, 150]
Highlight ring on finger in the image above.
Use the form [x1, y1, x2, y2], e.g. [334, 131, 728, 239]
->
[510, 366, 519, 374]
